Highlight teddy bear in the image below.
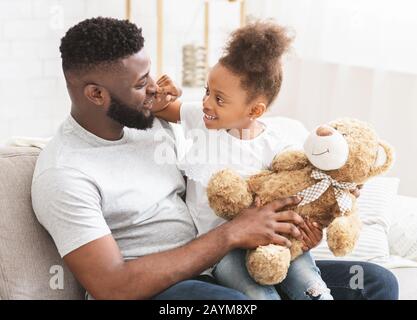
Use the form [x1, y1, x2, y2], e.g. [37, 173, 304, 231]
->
[206, 118, 394, 285]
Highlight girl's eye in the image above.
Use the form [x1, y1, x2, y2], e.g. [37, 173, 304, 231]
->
[204, 86, 210, 96]
[216, 96, 224, 105]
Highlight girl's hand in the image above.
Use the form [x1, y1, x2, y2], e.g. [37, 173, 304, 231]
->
[153, 74, 182, 113]
[300, 220, 323, 251]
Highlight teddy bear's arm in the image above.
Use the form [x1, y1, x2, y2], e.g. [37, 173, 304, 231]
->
[271, 150, 310, 172]
[326, 197, 361, 257]
[207, 169, 253, 220]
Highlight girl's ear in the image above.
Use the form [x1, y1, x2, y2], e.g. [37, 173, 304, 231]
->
[249, 102, 267, 119]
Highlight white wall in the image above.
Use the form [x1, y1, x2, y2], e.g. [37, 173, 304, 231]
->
[0, 0, 128, 143]
[246, 0, 417, 197]
[0, 0, 241, 144]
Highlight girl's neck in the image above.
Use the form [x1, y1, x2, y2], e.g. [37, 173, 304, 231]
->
[227, 120, 265, 140]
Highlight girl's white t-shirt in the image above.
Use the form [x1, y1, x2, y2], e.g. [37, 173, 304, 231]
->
[179, 102, 300, 235]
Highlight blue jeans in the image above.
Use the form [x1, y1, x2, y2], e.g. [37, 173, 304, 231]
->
[152, 260, 398, 300]
[152, 279, 249, 300]
[315, 260, 399, 300]
[212, 249, 333, 300]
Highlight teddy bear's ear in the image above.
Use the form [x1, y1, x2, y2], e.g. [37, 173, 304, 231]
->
[369, 141, 395, 177]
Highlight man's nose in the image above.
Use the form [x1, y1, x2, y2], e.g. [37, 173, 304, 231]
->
[316, 126, 333, 137]
[146, 76, 157, 95]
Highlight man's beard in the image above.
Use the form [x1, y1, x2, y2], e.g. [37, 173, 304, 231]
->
[106, 94, 155, 130]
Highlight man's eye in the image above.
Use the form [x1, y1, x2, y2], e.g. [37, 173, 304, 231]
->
[136, 78, 148, 89]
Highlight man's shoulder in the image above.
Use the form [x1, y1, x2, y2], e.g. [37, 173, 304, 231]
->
[32, 119, 90, 183]
[126, 118, 179, 153]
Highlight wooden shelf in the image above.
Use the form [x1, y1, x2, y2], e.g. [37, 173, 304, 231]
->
[125, 0, 246, 77]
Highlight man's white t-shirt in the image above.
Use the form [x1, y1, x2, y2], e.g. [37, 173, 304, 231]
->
[178, 102, 299, 236]
[32, 115, 197, 259]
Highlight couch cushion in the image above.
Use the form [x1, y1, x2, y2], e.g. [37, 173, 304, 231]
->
[0, 147, 84, 299]
[390, 268, 417, 300]
[388, 195, 417, 262]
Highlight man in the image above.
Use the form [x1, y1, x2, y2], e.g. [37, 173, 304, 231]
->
[31, 17, 398, 300]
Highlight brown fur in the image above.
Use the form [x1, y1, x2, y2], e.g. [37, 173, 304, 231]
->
[207, 118, 394, 285]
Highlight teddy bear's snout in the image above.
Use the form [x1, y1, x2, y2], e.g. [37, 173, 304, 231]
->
[316, 126, 334, 137]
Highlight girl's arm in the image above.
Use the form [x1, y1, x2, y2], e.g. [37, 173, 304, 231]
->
[153, 99, 182, 123]
[152, 74, 182, 123]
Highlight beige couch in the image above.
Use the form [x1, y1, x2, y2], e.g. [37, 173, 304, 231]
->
[1, 145, 417, 299]
[0, 147, 84, 299]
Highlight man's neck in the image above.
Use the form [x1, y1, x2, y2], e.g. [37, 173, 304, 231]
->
[70, 107, 124, 141]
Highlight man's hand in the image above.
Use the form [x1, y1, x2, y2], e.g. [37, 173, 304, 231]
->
[351, 184, 363, 198]
[225, 196, 305, 250]
[300, 220, 323, 251]
[298, 184, 363, 252]
[153, 74, 182, 113]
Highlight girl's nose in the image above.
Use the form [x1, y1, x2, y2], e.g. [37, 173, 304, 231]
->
[202, 95, 210, 109]
[316, 126, 333, 137]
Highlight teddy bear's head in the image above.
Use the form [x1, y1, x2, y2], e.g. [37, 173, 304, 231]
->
[303, 118, 394, 184]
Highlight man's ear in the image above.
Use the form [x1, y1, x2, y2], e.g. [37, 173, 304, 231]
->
[369, 141, 395, 177]
[84, 84, 107, 107]
[249, 102, 267, 119]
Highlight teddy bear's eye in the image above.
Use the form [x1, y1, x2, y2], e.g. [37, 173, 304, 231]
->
[334, 127, 347, 137]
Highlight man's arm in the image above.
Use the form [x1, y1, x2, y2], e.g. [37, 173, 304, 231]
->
[64, 197, 304, 300]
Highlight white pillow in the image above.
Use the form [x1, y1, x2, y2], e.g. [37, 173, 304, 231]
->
[388, 195, 417, 262]
[311, 177, 400, 264]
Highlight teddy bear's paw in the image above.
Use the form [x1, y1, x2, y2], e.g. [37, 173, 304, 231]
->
[207, 169, 253, 220]
[327, 215, 361, 256]
[246, 244, 291, 285]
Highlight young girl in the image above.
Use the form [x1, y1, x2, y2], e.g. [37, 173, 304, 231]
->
[152, 21, 333, 300]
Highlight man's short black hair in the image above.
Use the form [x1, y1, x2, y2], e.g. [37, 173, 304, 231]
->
[60, 17, 144, 72]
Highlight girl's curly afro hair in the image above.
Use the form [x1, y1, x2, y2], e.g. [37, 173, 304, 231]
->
[219, 21, 293, 106]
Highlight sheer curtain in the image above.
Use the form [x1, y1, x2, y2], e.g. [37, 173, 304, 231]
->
[246, 0, 417, 197]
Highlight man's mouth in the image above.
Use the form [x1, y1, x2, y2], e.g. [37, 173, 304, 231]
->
[143, 98, 154, 110]
[312, 149, 330, 156]
[203, 112, 218, 121]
